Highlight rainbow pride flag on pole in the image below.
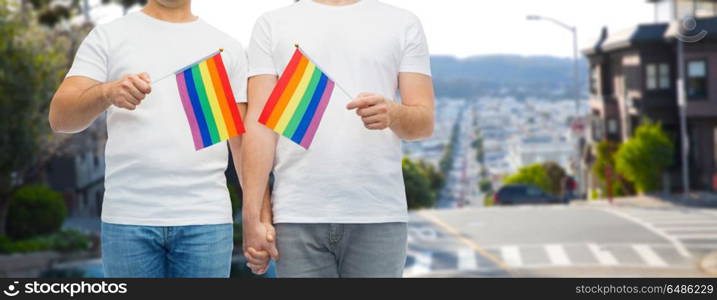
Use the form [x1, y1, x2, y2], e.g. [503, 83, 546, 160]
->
[175, 49, 245, 150]
[259, 46, 337, 149]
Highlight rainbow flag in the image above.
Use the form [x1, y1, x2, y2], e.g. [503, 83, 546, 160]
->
[175, 50, 245, 150]
[259, 47, 336, 149]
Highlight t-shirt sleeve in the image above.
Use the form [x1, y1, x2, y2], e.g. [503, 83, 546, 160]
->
[247, 15, 277, 77]
[66, 27, 109, 82]
[229, 42, 248, 103]
[400, 15, 432, 77]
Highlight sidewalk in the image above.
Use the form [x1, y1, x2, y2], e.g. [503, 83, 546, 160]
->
[571, 191, 717, 209]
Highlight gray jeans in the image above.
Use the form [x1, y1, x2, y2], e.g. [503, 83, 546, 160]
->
[274, 223, 407, 278]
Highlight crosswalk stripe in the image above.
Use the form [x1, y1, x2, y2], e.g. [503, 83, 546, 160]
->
[545, 244, 571, 266]
[603, 208, 692, 258]
[500, 246, 523, 267]
[408, 251, 433, 276]
[587, 243, 619, 266]
[663, 226, 717, 231]
[652, 220, 717, 225]
[676, 233, 717, 239]
[457, 248, 478, 270]
[632, 244, 668, 267]
[641, 217, 716, 222]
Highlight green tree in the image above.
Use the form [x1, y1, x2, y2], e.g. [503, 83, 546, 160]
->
[101, 0, 147, 15]
[615, 121, 674, 193]
[403, 158, 436, 209]
[6, 184, 66, 239]
[593, 140, 618, 183]
[417, 160, 445, 192]
[503, 163, 551, 193]
[592, 140, 629, 196]
[439, 122, 460, 174]
[478, 178, 492, 193]
[0, 2, 70, 234]
[21, 0, 148, 26]
[542, 161, 567, 196]
[439, 142, 454, 174]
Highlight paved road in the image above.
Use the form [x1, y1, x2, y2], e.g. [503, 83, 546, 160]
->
[404, 204, 717, 277]
[436, 102, 481, 209]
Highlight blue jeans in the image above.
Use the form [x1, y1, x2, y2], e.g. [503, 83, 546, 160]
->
[101, 222, 233, 278]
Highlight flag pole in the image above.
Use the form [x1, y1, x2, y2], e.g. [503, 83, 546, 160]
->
[294, 44, 354, 100]
[151, 49, 224, 86]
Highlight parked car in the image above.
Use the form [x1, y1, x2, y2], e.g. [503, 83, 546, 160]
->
[492, 184, 561, 205]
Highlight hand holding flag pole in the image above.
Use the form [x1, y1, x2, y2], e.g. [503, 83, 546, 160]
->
[258, 44, 395, 149]
[296, 44, 394, 132]
[258, 44, 346, 149]
[151, 48, 226, 86]
[293, 44, 354, 100]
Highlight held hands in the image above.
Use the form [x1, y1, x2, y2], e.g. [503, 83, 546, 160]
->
[103, 73, 152, 110]
[346, 93, 396, 130]
[243, 221, 279, 275]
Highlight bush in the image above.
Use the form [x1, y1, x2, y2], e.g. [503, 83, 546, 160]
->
[542, 161, 567, 196]
[590, 189, 600, 200]
[49, 229, 91, 253]
[503, 164, 551, 194]
[592, 140, 629, 197]
[479, 178, 493, 193]
[417, 160, 445, 192]
[0, 235, 52, 254]
[593, 140, 619, 183]
[403, 158, 436, 209]
[7, 185, 66, 239]
[615, 121, 674, 193]
[0, 235, 14, 254]
[483, 192, 494, 206]
[0, 230, 91, 254]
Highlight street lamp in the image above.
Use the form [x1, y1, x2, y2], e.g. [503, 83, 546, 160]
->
[526, 15, 580, 116]
[527, 14, 583, 195]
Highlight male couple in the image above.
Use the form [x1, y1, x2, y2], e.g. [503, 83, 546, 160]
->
[50, 0, 434, 278]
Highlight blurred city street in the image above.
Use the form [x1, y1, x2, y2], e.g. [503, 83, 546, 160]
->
[402, 95, 717, 277]
[405, 199, 717, 277]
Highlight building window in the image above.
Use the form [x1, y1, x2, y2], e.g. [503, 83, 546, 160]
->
[646, 63, 670, 90]
[608, 118, 618, 135]
[659, 63, 670, 89]
[646, 64, 656, 90]
[590, 66, 599, 95]
[687, 59, 708, 100]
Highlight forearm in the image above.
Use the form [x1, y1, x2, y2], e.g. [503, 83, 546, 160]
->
[231, 134, 273, 224]
[49, 81, 110, 133]
[240, 127, 276, 224]
[389, 102, 434, 141]
[260, 184, 273, 224]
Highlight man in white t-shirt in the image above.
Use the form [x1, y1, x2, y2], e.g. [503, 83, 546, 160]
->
[48, 0, 257, 277]
[242, 0, 435, 277]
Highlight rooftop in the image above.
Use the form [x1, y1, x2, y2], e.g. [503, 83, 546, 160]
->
[583, 16, 717, 55]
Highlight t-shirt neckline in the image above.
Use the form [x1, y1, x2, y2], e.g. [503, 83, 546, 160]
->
[135, 11, 203, 28]
[302, 0, 373, 10]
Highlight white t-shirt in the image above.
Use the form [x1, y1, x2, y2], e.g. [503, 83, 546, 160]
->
[66, 12, 248, 226]
[248, 0, 431, 223]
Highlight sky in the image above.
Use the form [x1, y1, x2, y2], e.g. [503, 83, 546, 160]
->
[90, 0, 656, 58]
